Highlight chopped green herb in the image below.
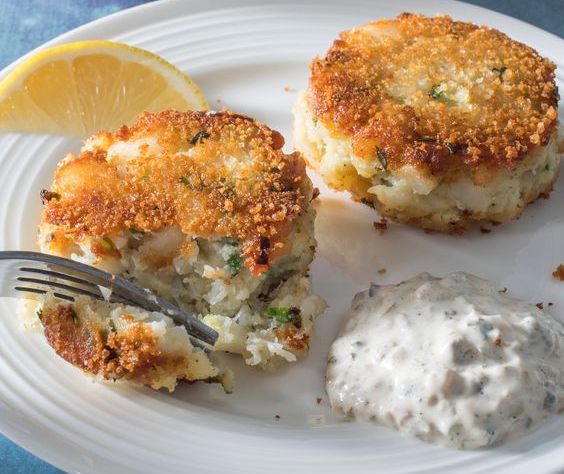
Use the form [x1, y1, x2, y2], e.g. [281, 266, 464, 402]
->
[189, 130, 210, 145]
[36, 308, 43, 320]
[219, 181, 236, 197]
[140, 167, 150, 180]
[100, 327, 109, 340]
[179, 175, 206, 191]
[93, 237, 117, 253]
[265, 307, 292, 323]
[492, 66, 507, 81]
[266, 307, 301, 325]
[99, 237, 116, 252]
[380, 177, 393, 187]
[376, 148, 388, 170]
[96, 237, 116, 252]
[312, 117, 318, 125]
[545, 163, 550, 171]
[543, 391, 556, 410]
[226, 253, 243, 276]
[179, 176, 192, 187]
[429, 84, 445, 100]
[108, 319, 116, 332]
[129, 226, 145, 238]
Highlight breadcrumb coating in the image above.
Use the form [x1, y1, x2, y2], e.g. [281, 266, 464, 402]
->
[41, 110, 310, 274]
[40, 303, 215, 389]
[308, 13, 559, 182]
[553, 264, 564, 281]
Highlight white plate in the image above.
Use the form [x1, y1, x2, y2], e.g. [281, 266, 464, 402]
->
[1, 1, 563, 472]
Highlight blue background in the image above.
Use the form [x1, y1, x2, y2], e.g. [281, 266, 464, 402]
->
[0, 0, 562, 472]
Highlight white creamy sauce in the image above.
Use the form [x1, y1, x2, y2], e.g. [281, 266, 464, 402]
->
[326, 272, 564, 449]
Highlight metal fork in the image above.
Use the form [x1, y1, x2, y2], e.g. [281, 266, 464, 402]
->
[0, 250, 218, 346]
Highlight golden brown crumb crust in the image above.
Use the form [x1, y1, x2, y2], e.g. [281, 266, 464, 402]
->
[41, 110, 310, 274]
[553, 264, 564, 281]
[40, 303, 198, 385]
[308, 13, 558, 181]
[274, 325, 310, 354]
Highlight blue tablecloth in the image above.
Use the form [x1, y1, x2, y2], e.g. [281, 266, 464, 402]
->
[0, 1, 562, 473]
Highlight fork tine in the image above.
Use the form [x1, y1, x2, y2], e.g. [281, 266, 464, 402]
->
[0, 251, 218, 346]
[15, 276, 139, 307]
[19, 266, 102, 289]
[0, 251, 115, 288]
[14, 286, 75, 302]
[16, 276, 104, 300]
[15, 284, 210, 351]
[13, 283, 151, 320]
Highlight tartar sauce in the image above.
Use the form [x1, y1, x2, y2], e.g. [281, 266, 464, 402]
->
[326, 272, 564, 448]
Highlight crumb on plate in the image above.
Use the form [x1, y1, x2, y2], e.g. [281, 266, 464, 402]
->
[553, 264, 564, 281]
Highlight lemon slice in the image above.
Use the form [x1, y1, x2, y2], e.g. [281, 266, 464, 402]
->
[0, 40, 208, 135]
